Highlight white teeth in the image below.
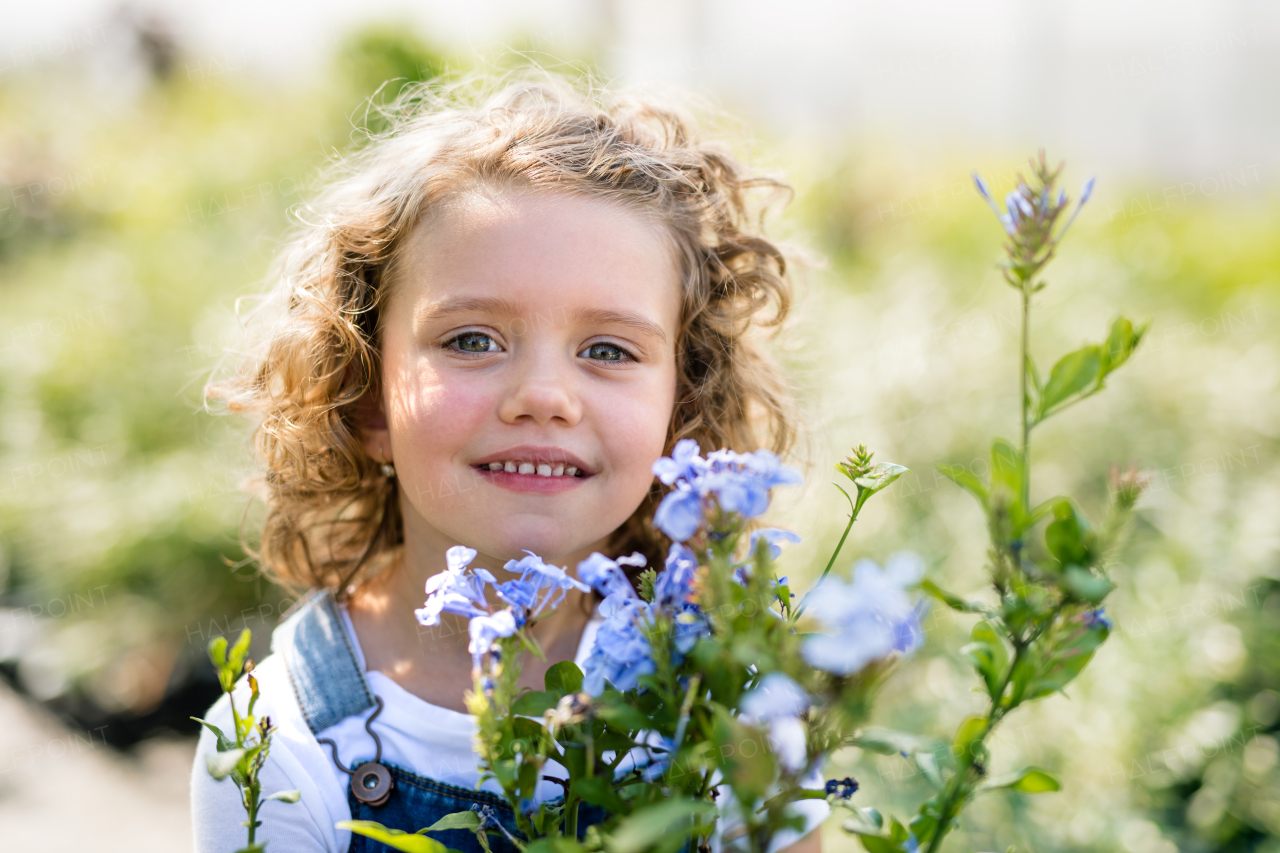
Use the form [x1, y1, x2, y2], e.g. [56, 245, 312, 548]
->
[486, 460, 583, 476]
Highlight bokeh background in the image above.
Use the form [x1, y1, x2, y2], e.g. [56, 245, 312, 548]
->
[1, 2, 1277, 850]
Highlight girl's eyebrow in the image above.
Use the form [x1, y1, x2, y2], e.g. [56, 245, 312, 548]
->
[419, 296, 521, 321]
[420, 297, 668, 344]
[573, 308, 667, 344]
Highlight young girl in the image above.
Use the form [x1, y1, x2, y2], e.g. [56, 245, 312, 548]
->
[193, 72, 823, 853]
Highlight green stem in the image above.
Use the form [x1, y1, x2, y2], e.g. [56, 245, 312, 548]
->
[792, 485, 864, 621]
[1020, 281, 1031, 512]
[923, 643, 1024, 853]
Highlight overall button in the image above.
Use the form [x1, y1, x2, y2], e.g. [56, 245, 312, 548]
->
[351, 761, 394, 807]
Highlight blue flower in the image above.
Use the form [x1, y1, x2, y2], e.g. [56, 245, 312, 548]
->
[748, 528, 802, 561]
[801, 552, 926, 676]
[973, 173, 992, 202]
[653, 439, 705, 485]
[1080, 176, 1096, 204]
[652, 544, 699, 610]
[650, 544, 710, 655]
[823, 777, 859, 799]
[738, 673, 811, 772]
[767, 715, 808, 772]
[740, 672, 809, 720]
[654, 487, 703, 542]
[504, 551, 590, 614]
[468, 609, 519, 670]
[576, 553, 637, 599]
[1081, 607, 1112, 630]
[492, 580, 539, 619]
[651, 444, 802, 541]
[416, 546, 495, 627]
[671, 609, 710, 655]
[582, 596, 656, 696]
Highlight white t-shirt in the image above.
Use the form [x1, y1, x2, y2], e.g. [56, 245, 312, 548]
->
[190, 603, 828, 853]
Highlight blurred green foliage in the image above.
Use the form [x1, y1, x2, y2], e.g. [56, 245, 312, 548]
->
[0, 22, 1276, 852]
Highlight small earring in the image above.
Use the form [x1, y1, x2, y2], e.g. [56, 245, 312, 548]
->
[378, 445, 395, 480]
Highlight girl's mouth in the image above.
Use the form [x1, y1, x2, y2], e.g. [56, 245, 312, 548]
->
[471, 447, 594, 494]
[474, 459, 585, 478]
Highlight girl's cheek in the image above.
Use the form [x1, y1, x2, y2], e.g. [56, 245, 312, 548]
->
[391, 364, 495, 444]
[596, 376, 674, 476]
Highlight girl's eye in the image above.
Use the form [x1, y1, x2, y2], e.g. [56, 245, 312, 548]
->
[580, 342, 634, 363]
[447, 332, 501, 354]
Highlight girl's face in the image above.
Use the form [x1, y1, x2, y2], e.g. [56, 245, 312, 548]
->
[365, 187, 681, 567]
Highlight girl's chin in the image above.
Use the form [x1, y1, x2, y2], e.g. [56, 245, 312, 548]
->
[476, 529, 610, 566]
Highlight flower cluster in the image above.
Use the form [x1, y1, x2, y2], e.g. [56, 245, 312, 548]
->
[801, 552, 926, 676]
[578, 544, 711, 696]
[653, 440, 803, 542]
[416, 545, 589, 673]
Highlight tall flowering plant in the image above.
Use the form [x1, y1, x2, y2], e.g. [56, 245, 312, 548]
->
[344, 446, 920, 853]
[838, 154, 1150, 853]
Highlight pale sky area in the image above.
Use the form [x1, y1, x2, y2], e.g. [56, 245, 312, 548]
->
[3, 0, 1279, 182]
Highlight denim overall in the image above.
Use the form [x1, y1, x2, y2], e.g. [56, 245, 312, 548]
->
[272, 590, 607, 853]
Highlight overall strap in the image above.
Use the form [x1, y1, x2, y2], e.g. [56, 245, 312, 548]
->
[272, 589, 374, 734]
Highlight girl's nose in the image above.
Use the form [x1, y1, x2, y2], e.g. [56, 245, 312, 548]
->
[496, 353, 584, 428]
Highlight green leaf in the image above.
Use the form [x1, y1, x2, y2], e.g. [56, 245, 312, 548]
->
[854, 462, 910, 493]
[847, 816, 914, 853]
[857, 837, 907, 853]
[919, 580, 988, 614]
[961, 621, 1008, 700]
[206, 747, 246, 781]
[527, 839, 585, 853]
[1062, 566, 1114, 604]
[228, 628, 252, 673]
[1025, 617, 1111, 699]
[190, 716, 235, 752]
[916, 750, 944, 790]
[512, 691, 558, 717]
[338, 821, 449, 853]
[980, 767, 1061, 794]
[421, 811, 482, 833]
[1045, 500, 1092, 566]
[1100, 315, 1147, 376]
[208, 636, 228, 669]
[952, 716, 986, 761]
[606, 798, 717, 853]
[544, 661, 584, 697]
[572, 774, 628, 814]
[840, 807, 884, 835]
[936, 464, 987, 507]
[1039, 345, 1102, 415]
[594, 697, 651, 733]
[989, 439, 1024, 499]
[266, 789, 301, 803]
[1026, 353, 1043, 397]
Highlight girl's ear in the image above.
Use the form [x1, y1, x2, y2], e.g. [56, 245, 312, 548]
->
[353, 388, 392, 463]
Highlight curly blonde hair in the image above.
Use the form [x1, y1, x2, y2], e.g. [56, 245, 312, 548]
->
[207, 71, 798, 599]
